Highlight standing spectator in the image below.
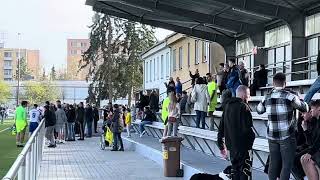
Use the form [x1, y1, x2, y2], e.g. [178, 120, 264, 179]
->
[125, 108, 132, 138]
[218, 85, 255, 180]
[111, 104, 124, 151]
[206, 73, 218, 131]
[300, 100, 320, 180]
[304, 50, 320, 103]
[15, 101, 28, 147]
[149, 90, 159, 113]
[216, 63, 226, 93]
[93, 104, 99, 133]
[44, 105, 56, 148]
[166, 92, 180, 137]
[29, 104, 41, 135]
[0, 107, 5, 124]
[176, 77, 182, 95]
[165, 77, 175, 93]
[66, 104, 76, 141]
[161, 93, 171, 137]
[139, 106, 156, 137]
[250, 64, 268, 96]
[239, 61, 249, 86]
[85, 104, 93, 138]
[138, 91, 149, 112]
[191, 77, 210, 129]
[179, 91, 188, 114]
[55, 104, 67, 143]
[189, 69, 200, 87]
[76, 102, 85, 140]
[257, 73, 308, 180]
[226, 59, 241, 97]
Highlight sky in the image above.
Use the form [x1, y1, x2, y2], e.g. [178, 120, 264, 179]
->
[0, 0, 172, 71]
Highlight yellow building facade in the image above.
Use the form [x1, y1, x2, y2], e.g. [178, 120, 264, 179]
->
[166, 33, 225, 90]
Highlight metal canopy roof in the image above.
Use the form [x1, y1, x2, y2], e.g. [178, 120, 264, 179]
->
[86, 0, 320, 47]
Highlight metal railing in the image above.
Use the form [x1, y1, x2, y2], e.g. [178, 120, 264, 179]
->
[2, 119, 45, 180]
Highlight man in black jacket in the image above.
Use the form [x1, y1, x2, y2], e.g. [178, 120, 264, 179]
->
[93, 104, 99, 133]
[300, 100, 320, 179]
[44, 105, 56, 148]
[76, 102, 85, 140]
[85, 104, 93, 137]
[217, 85, 255, 180]
[66, 104, 76, 141]
[139, 106, 156, 137]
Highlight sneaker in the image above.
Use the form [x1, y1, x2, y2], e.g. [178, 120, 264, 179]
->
[111, 148, 118, 151]
[140, 130, 146, 138]
[219, 166, 232, 180]
[48, 144, 56, 148]
[118, 148, 124, 151]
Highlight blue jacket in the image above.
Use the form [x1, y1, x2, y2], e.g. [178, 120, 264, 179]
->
[226, 66, 241, 91]
[176, 82, 182, 94]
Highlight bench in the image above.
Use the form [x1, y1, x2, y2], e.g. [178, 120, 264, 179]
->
[131, 120, 164, 139]
[178, 125, 269, 170]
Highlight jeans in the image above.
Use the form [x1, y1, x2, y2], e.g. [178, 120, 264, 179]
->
[86, 121, 93, 137]
[195, 110, 206, 129]
[139, 121, 152, 133]
[229, 88, 236, 97]
[78, 121, 84, 139]
[268, 135, 297, 180]
[304, 76, 320, 103]
[113, 132, 123, 150]
[230, 150, 252, 180]
[167, 120, 179, 136]
[67, 122, 75, 140]
[45, 126, 55, 145]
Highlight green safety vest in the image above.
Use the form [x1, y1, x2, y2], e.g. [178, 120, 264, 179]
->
[161, 97, 170, 123]
[208, 81, 218, 112]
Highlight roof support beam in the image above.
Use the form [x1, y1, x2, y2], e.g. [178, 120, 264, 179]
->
[98, 0, 262, 36]
[93, 3, 235, 47]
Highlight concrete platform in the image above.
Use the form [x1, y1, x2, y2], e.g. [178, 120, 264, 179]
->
[123, 133, 268, 180]
[39, 137, 181, 180]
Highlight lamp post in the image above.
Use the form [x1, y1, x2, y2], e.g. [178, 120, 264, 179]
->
[16, 33, 21, 106]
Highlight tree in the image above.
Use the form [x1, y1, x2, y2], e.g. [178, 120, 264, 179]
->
[0, 81, 11, 104]
[22, 81, 61, 105]
[50, 66, 56, 81]
[16, 57, 33, 80]
[40, 68, 47, 81]
[81, 13, 156, 104]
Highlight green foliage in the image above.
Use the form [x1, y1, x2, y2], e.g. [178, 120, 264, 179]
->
[22, 81, 61, 105]
[15, 57, 33, 80]
[81, 13, 156, 103]
[0, 81, 11, 104]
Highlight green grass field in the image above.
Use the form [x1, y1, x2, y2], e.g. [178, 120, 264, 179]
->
[0, 119, 24, 178]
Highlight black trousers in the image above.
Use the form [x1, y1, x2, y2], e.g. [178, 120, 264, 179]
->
[78, 121, 85, 139]
[230, 150, 252, 180]
[113, 132, 123, 150]
[94, 119, 98, 132]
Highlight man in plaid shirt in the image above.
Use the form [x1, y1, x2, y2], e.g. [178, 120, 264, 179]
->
[257, 73, 308, 180]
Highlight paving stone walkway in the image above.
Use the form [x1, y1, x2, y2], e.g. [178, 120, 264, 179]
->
[39, 136, 181, 180]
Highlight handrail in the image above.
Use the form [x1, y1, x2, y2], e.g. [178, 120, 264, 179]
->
[2, 119, 45, 180]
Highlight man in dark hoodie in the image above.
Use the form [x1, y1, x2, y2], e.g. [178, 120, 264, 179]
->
[76, 102, 85, 140]
[85, 104, 93, 138]
[304, 50, 320, 103]
[44, 105, 56, 148]
[218, 85, 255, 180]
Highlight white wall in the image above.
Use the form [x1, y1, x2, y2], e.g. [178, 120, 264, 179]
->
[143, 43, 170, 101]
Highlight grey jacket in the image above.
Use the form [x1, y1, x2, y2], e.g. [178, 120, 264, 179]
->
[55, 108, 67, 125]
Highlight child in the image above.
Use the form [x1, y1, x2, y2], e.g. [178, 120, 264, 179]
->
[167, 92, 180, 137]
[125, 108, 132, 138]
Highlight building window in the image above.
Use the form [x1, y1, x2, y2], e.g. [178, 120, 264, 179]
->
[71, 50, 77, 55]
[157, 56, 160, 80]
[150, 60, 152, 82]
[4, 69, 12, 75]
[161, 55, 164, 79]
[237, 38, 254, 56]
[306, 12, 320, 37]
[202, 42, 209, 63]
[4, 60, 11, 66]
[4, 52, 12, 57]
[146, 61, 148, 82]
[71, 42, 77, 47]
[187, 43, 190, 67]
[81, 42, 87, 47]
[172, 49, 176, 71]
[179, 47, 183, 70]
[265, 25, 291, 47]
[166, 52, 169, 77]
[154, 58, 156, 81]
[195, 40, 199, 64]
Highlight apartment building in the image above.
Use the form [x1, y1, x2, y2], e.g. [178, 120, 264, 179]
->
[67, 39, 90, 80]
